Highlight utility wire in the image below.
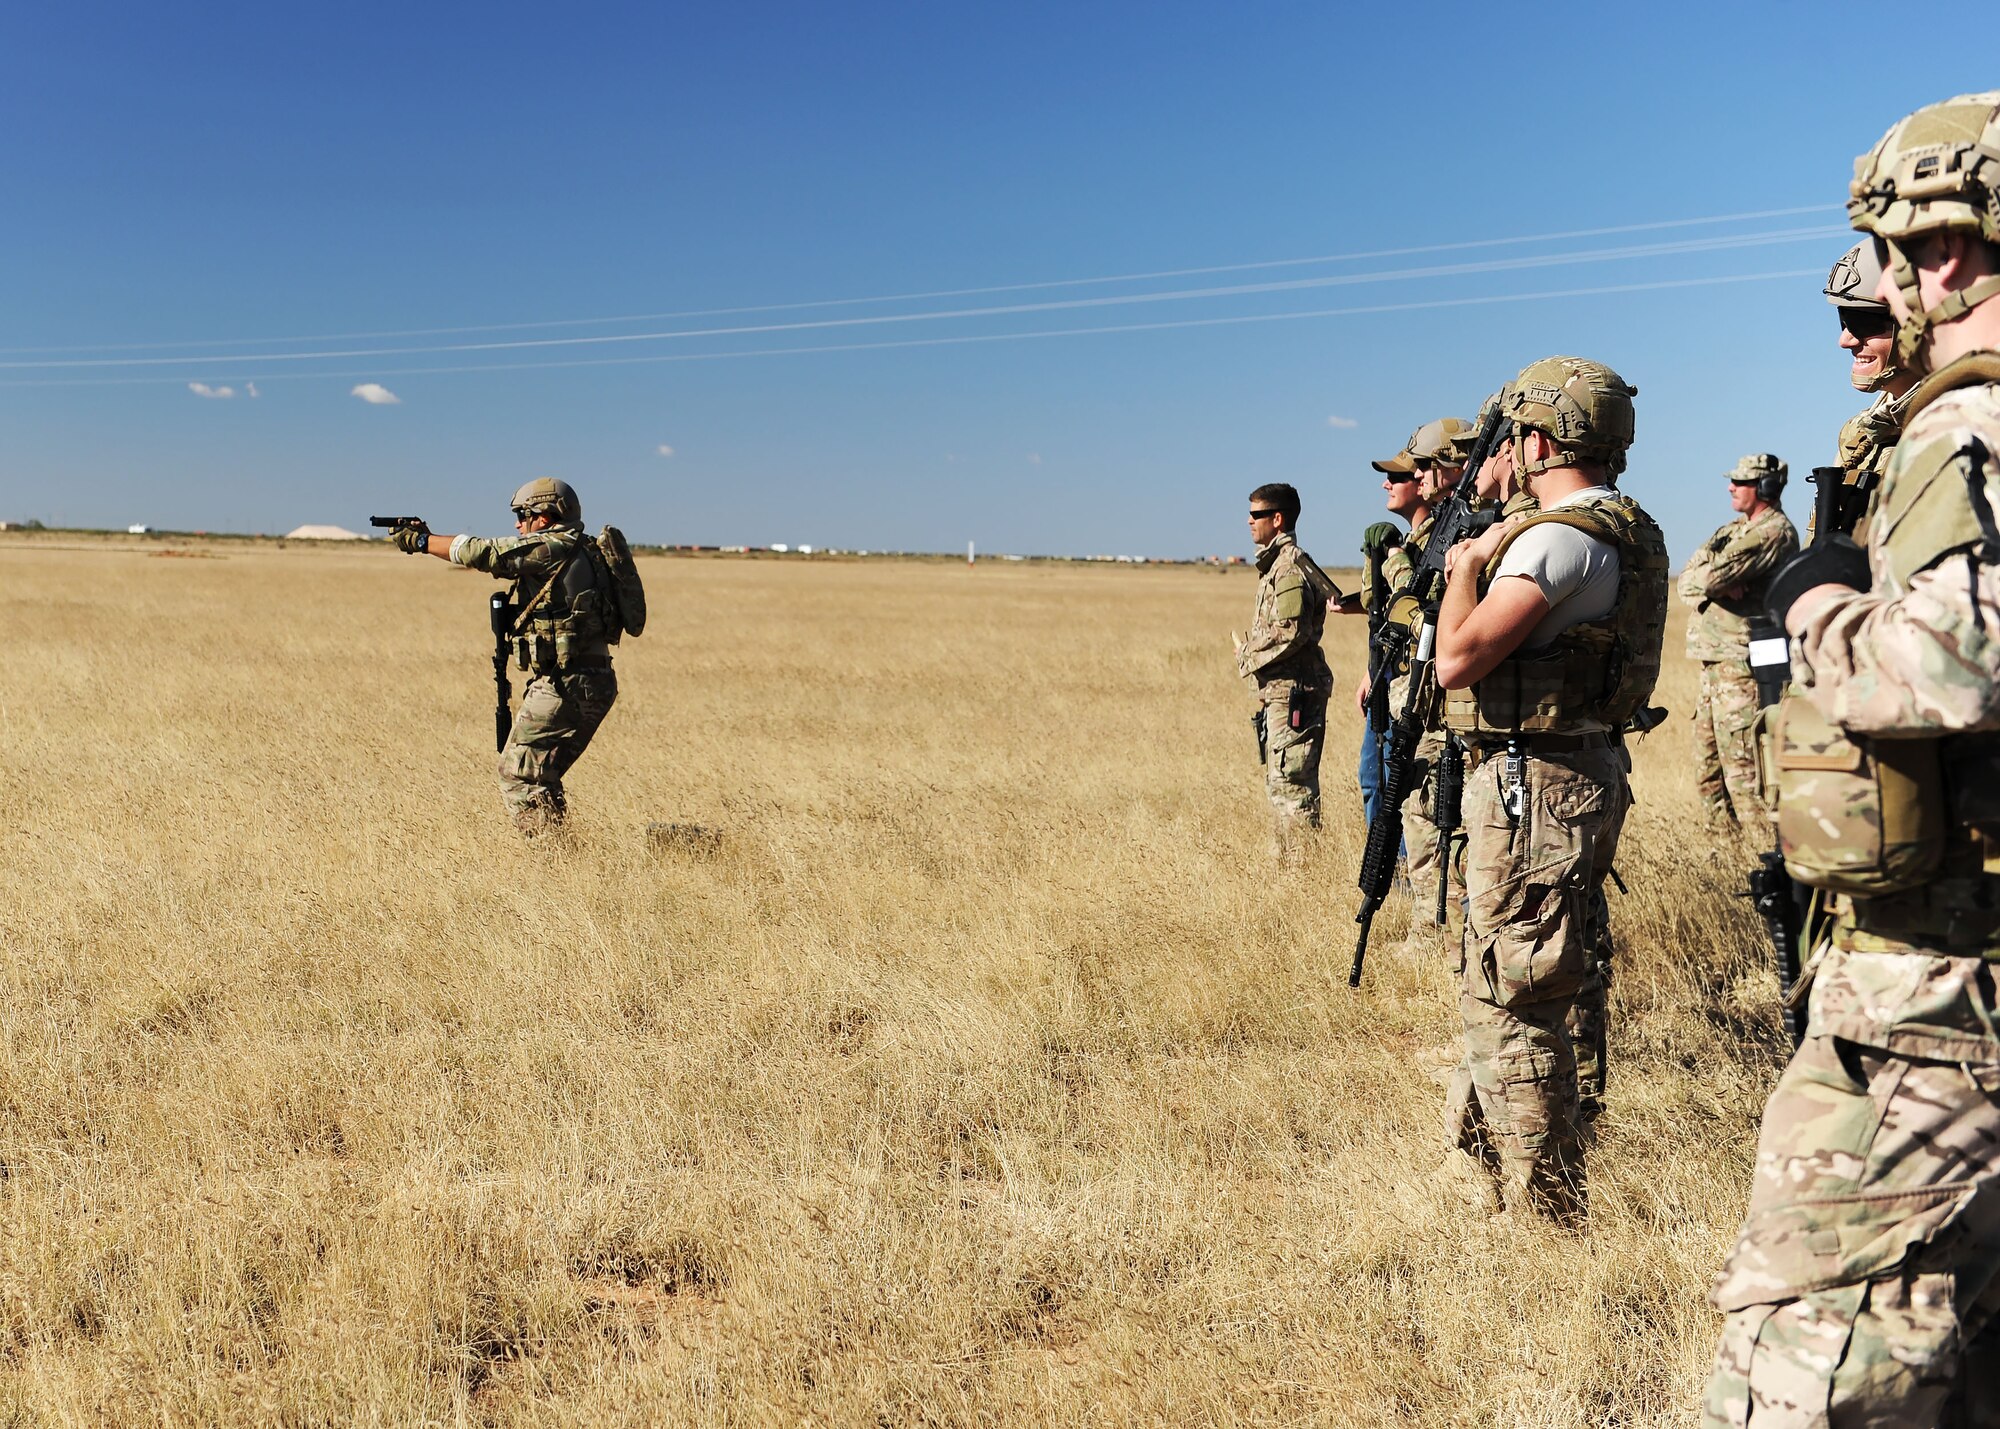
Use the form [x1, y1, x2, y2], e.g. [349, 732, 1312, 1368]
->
[0, 268, 1825, 388]
[0, 225, 1848, 372]
[0, 203, 1844, 355]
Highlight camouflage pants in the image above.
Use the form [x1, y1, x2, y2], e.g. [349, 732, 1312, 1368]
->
[498, 667, 618, 834]
[1445, 743, 1627, 1217]
[1704, 962, 2000, 1426]
[1259, 680, 1326, 857]
[1695, 659, 1764, 824]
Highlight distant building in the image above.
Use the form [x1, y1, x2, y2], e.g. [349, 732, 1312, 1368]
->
[284, 524, 366, 541]
[128, 524, 152, 534]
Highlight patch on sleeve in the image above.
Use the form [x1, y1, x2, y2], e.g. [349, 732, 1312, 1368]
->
[1273, 577, 1305, 619]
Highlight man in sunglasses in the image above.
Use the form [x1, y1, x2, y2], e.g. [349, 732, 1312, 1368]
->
[389, 477, 623, 838]
[1825, 238, 1921, 533]
[1677, 454, 1798, 829]
[1362, 418, 1470, 941]
[1235, 482, 1343, 860]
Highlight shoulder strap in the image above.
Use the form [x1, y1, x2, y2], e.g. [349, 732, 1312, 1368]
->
[1290, 547, 1341, 603]
[1906, 349, 2000, 424]
[510, 536, 590, 633]
[1483, 504, 1624, 577]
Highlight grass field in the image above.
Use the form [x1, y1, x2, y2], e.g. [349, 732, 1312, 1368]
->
[1, 535, 1788, 1425]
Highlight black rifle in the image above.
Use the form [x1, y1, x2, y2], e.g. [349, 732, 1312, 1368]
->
[1430, 732, 1465, 928]
[1364, 537, 1399, 736]
[1745, 464, 1860, 1048]
[1350, 406, 1509, 986]
[489, 591, 515, 751]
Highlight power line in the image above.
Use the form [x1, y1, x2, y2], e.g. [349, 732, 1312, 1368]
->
[0, 203, 1845, 355]
[0, 268, 1825, 388]
[0, 225, 1847, 372]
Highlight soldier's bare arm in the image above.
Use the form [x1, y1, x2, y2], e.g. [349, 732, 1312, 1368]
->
[1434, 572, 1548, 689]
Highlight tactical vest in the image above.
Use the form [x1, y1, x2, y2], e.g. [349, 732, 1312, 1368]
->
[1829, 352, 2000, 947]
[1442, 491, 1669, 736]
[512, 529, 621, 675]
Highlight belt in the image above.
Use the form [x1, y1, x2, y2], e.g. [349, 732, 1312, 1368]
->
[1468, 730, 1612, 756]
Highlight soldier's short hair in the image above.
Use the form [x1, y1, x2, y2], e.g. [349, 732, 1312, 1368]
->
[1250, 483, 1301, 522]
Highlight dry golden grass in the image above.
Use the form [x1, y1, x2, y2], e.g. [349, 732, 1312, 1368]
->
[1, 534, 1787, 1425]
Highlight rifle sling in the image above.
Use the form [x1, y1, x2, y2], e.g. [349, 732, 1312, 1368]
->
[510, 542, 590, 635]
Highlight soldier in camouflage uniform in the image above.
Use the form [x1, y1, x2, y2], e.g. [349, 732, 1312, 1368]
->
[391, 477, 624, 837]
[1704, 92, 2000, 1426]
[1236, 483, 1343, 860]
[1431, 357, 1667, 1219]
[1680, 455, 1799, 828]
[1364, 419, 1471, 936]
[1827, 239, 1920, 542]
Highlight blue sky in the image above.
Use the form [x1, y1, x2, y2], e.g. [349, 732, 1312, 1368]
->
[0, 2, 1987, 560]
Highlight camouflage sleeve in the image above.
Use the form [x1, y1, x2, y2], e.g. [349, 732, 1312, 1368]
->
[1793, 560, 2000, 735]
[1238, 572, 1312, 676]
[1677, 545, 1714, 608]
[450, 533, 565, 581]
[1704, 521, 1796, 592]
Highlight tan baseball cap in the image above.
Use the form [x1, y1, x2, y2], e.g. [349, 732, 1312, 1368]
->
[1371, 416, 1470, 472]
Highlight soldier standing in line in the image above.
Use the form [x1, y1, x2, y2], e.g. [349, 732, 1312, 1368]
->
[1356, 518, 1407, 835]
[1430, 358, 1668, 1219]
[1827, 238, 1921, 528]
[1235, 483, 1343, 861]
[391, 478, 627, 837]
[1361, 419, 1471, 940]
[1704, 92, 2000, 1425]
[1679, 454, 1799, 829]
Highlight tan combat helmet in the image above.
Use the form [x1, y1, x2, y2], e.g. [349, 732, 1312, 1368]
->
[1500, 356, 1637, 477]
[1369, 416, 1470, 473]
[1729, 452, 1787, 502]
[510, 477, 582, 525]
[1848, 91, 2000, 367]
[1824, 241, 1900, 391]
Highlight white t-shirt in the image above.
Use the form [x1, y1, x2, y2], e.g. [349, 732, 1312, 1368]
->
[1491, 487, 1621, 650]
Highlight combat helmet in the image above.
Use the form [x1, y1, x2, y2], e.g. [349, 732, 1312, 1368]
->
[1824, 241, 1901, 391]
[1847, 91, 2000, 366]
[510, 477, 582, 525]
[1728, 453, 1787, 502]
[1500, 356, 1637, 478]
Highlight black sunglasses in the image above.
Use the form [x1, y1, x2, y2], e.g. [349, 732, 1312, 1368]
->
[1248, 508, 1281, 519]
[512, 507, 532, 519]
[1381, 472, 1418, 485]
[1838, 307, 1894, 340]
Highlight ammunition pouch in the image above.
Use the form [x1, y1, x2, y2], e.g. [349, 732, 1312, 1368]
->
[1770, 691, 1944, 895]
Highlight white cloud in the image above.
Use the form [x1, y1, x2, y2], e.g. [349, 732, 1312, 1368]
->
[1326, 415, 1359, 429]
[351, 383, 401, 406]
[245, 381, 260, 398]
[1027, 452, 1044, 466]
[655, 443, 675, 458]
[188, 382, 236, 399]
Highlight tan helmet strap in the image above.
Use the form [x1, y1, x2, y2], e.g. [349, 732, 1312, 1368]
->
[1886, 235, 2000, 366]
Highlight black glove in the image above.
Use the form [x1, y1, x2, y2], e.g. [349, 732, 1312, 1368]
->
[1765, 537, 1869, 627]
[391, 524, 431, 554]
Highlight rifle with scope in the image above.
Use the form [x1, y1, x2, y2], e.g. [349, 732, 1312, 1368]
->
[1349, 405, 1510, 987]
